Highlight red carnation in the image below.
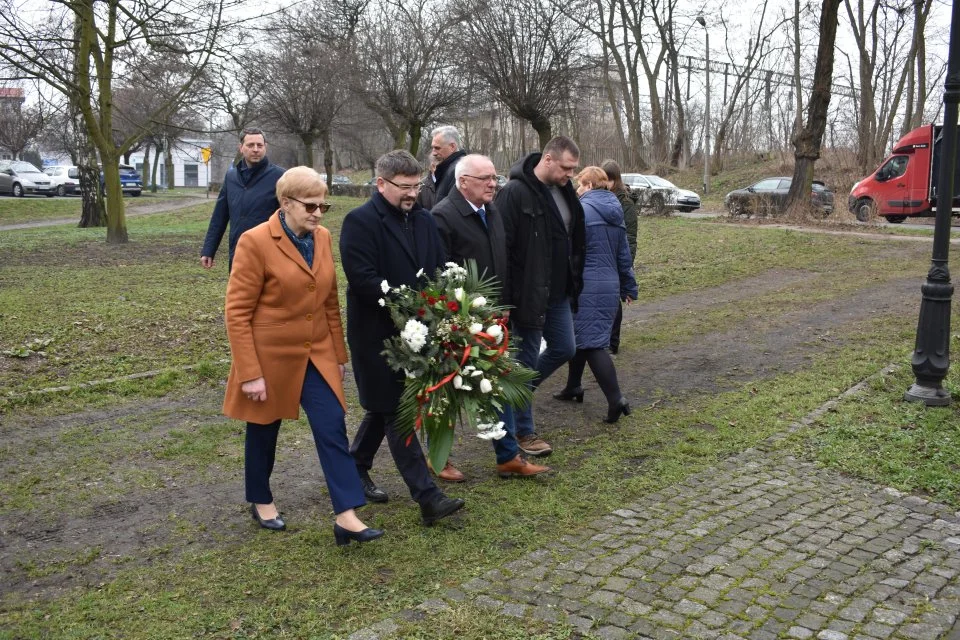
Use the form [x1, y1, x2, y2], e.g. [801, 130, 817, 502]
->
[428, 296, 437, 304]
[451, 325, 459, 332]
[439, 295, 447, 301]
[418, 308, 426, 316]
[447, 301, 459, 312]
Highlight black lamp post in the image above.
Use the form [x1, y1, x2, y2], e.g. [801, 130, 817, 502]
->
[904, 0, 959, 406]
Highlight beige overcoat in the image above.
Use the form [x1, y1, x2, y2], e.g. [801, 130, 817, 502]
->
[222, 211, 348, 424]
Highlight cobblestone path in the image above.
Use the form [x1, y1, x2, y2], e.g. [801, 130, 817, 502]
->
[350, 444, 960, 640]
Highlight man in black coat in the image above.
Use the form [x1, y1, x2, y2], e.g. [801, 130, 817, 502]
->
[200, 127, 284, 271]
[339, 149, 465, 526]
[494, 136, 586, 458]
[425, 125, 467, 204]
[432, 154, 551, 479]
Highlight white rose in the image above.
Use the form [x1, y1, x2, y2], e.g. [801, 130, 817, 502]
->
[486, 324, 503, 343]
[453, 375, 463, 389]
[378, 298, 385, 307]
[469, 323, 483, 334]
[416, 268, 424, 278]
[479, 378, 493, 393]
[471, 296, 487, 308]
[454, 287, 465, 301]
[380, 280, 390, 294]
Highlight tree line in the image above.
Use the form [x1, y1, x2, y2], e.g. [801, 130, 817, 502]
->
[0, 0, 947, 242]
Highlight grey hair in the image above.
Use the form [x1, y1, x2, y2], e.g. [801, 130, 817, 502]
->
[431, 125, 462, 149]
[454, 154, 492, 183]
[375, 150, 423, 180]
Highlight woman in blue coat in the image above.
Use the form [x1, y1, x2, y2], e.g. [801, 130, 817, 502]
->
[554, 167, 638, 423]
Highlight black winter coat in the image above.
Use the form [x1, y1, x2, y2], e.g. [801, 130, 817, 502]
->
[339, 191, 447, 412]
[494, 153, 586, 329]
[431, 188, 510, 305]
[433, 150, 466, 202]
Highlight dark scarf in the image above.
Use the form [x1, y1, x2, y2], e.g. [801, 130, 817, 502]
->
[279, 211, 314, 268]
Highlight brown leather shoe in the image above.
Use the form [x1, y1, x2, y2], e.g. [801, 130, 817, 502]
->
[496, 454, 551, 479]
[427, 460, 466, 482]
[517, 433, 553, 457]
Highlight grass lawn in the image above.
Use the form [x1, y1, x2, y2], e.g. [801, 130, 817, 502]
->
[1, 202, 958, 638]
[0, 187, 212, 226]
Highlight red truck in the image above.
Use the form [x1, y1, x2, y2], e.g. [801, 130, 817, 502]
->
[848, 123, 960, 223]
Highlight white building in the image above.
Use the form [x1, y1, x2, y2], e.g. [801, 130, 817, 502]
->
[127, 138, 212, 188]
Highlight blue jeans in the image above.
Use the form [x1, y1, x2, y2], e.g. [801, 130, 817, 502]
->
[512, 298, 577, 438]
[491, 404, 519, 464]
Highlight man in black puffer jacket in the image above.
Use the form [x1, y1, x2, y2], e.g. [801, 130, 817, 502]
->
[494, 136, 586, 458]
[426, 125, 467, 204]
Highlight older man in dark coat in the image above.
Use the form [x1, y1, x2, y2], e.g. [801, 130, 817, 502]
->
[432, 154, 551, 479]
[339, 149, 465, 526]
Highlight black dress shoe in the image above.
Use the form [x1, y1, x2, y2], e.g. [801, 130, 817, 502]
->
[250, 503, 286, 531]
[334, 523, 385, 546]
[420, 494, 465, 526]
[553, 386, 584, 402]
[604, 399, 631, 424]
[359, 470, 388, 503]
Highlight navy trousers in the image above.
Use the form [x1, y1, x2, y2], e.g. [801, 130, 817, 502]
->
[245, 361, 365, 515]
[350, 410, 440, 504]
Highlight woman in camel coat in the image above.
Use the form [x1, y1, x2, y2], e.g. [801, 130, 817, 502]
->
[223, 166, 383, 546]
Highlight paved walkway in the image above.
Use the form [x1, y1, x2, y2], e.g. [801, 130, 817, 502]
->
[349, 383, 960, 640]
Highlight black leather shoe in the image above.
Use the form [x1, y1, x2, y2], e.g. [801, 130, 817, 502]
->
[420, 494, 465, 526]
[553, 386, 584, 402]
[334, 523, 385, 546]
[604, 399, 631, 424]
[250, 503, 286, 531]
[359, 470, 388, 503]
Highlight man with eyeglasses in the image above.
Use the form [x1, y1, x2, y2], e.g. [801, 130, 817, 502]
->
[201, 127, 285, 271]
[339, 149, 466, 527]
[432, 154, 552, 479]
[493, 136, 586, 459]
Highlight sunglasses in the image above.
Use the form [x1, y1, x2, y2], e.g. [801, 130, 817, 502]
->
[289, 197, 332, 214]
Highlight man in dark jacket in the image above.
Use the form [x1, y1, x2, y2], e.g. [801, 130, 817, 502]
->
[494, 136, 586, 458]
[200, 127, 284, 270]
[432, 154, 552, 479]
[340, 149, 465, 526]
[427, 125, 467, 204]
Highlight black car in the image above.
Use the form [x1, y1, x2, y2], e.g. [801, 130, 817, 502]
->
[725, 177, 834, 215]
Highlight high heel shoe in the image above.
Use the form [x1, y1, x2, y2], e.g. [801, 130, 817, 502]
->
[604, 399, 631, 424]
[250, 503, 286, 531]
[553, 387, 584, 403]
[334, 523, 385, 546]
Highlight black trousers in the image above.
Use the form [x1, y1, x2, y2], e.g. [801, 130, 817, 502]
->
[564, 348, 624, 409]
[609, 302, 623, 353]
[350, 410, 440, 504]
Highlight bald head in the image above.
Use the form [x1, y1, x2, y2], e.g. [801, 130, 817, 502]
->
[455, 154, 497, 207]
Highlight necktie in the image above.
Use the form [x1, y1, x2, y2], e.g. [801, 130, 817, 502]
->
[477, 207, 487, 227]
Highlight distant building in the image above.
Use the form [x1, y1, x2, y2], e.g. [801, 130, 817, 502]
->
[127, 138, 212, 188]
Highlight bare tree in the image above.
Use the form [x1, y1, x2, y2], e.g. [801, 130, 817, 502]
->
[0, 0, 235, 243]
[784, 0, 842, 215]
[354, 0, 465, 155]
[0, 101, 43, 159]
[453, 0, 586, 149]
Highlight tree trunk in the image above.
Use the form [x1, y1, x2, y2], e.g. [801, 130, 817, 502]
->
[322, 130, 334, 187]
[407, 123, 422, 158]
[77, 159, 105, 228]
[300, 134, 316, 168]
[151, 146, 162, 192]
[165, 141, 175, 189]
[141, 142, 151, 187]
[784, 0, 842, 216]
[100, 158, 128, 243]
[531, 114, 552, 150]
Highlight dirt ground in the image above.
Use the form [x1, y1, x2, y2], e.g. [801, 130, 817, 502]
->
[1, 227, 939, 606]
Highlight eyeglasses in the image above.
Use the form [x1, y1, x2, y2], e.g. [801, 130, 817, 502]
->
[382, 176, 423, 193]
[289, 197, 332, 214]
[463, 174, 498, 183]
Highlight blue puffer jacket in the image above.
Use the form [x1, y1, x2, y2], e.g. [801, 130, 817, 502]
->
[573, 189, 638, 349]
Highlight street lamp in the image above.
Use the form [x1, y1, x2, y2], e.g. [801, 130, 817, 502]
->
[904, 0, 959, 406]
[697, 14, 710, 196]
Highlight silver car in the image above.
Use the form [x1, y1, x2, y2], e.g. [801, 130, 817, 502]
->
[641, 174, 701, 213]
[621, 173, 674, 213]
[0, 160, 55, 197]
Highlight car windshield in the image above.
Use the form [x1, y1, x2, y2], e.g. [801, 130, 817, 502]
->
[645, 175, 676, 188]
[11, 161, 42, 174]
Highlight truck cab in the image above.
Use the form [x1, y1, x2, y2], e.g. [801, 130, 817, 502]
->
[848, 124, 959, 223]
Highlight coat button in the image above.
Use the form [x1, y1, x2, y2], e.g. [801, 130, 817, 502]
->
[304, 341, 311, 349]
[307, 284, 316, 291]
[305, 313, 313, 321]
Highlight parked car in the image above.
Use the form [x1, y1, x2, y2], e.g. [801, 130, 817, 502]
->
[849, 123, 960, 223]
[496, 174, 507, 188]
[725, 177, 834, 216]
[0, 160, 56, 197]
[100, 163, 143, 196]
[325, 174, 351, 185]
[44, 165, 81, 196]
[641, 174, 701, 212]
[621, 173, 675, 213]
